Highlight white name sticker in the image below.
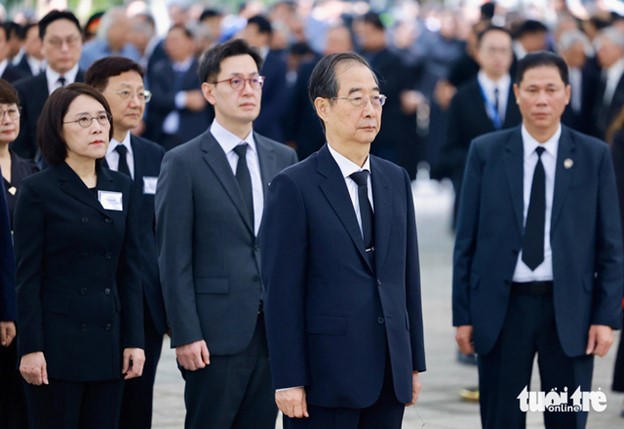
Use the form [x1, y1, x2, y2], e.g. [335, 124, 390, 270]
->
[143, 176, 158, 195]
[98, 191, 123, 211]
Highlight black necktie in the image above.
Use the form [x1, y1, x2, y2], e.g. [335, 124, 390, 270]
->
[115, 145, 131, 177]
[522, 147, 546, 270]
[233, 144, 254, 227]
[58, 76, 66, 87]
[350, 170, 374, 250]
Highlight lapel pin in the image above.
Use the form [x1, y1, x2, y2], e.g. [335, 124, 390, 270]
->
[564, 158, 573, 169]
[8, 186, 16, 195]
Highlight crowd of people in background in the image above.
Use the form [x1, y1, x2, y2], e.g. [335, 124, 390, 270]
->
[0, 0, 624, 428]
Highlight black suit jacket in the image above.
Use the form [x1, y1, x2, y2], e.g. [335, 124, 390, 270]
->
[0, 180, 15, 322]
[1, 64, 27, 83]
[253, 49, 288, 142]
[442, 77, 522, 183]
[12, 70, 85, 160]
[592, 72, 624, 140]
[14, 55, 35, 77]
[103, 135, 167, 334]
[14, 163, 143, 381]
[145, 58, 212, 150]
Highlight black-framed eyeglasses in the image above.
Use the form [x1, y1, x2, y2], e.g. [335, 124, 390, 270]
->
[332, 94, 387, 108]
[104, 89, 152, 103]
[63, 112, 111, 128]
[211, 76, 265, 91]
[0, 106, 21, 121]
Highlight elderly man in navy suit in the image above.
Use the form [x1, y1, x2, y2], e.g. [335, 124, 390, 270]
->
[453, 51, 624, 429]
[261, 52, 426, 429]
[85, 56, 166, 429]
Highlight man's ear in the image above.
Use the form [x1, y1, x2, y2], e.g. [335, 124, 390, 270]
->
[314, 97, 330, 122]
[201, 82, 216, 106]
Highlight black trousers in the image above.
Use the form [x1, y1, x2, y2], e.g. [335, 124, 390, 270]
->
[23, 378, 124, 429]
[479, 291, 593, 429]
[180, 313, 277, 429]
[283, 351, 405, 429]
[119, 310, 164, 429]
[0, 341, 28, 428]
[612, 317, 624, 392]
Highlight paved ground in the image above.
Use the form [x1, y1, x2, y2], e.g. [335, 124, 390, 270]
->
[152, 175, 624, 428]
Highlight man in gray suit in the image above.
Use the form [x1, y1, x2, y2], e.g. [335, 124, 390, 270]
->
[155, 39, 297, 429]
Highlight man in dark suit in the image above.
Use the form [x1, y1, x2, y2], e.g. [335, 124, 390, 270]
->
[0, 22, 27, 83]
[591, 27, 624, 140]
[453, 52, 623, 429]
[155, 39, 297, 429]
[0, 169, 16, 362]
[12, 10, 84, 160]
[85, 56, 166, 429]
[443, 25, 521, 227]
[260, 52, 425, 429]
[14, 23, 44, 78]
[145, 24, 212, 151]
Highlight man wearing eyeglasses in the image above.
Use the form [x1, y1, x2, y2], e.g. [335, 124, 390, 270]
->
[12, 10, 84, 161]
[155, 39, 297, 429]
[260, 52, 425, 429]
[85, 56, 166, 429]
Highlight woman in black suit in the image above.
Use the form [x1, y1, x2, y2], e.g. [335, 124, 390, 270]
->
[0, 79, 37, 428]
[14, 83, 145, 429]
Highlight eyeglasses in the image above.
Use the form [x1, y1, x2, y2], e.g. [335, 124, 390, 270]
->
[46, 35, 81, 49]
[104, 89, 152, 103]
[63, 112, 111, 128]
[332, 95, 387, 108]
[0, 107, 20, 121]
[211, 76, 265, 91]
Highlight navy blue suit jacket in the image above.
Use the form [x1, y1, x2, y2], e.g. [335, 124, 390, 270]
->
[253, 49, 288, 142]
[453, 126, 624, 357]
[261, 144, 426, 408]
[0, 180, 15, 322]
[103, 135, 167, 334]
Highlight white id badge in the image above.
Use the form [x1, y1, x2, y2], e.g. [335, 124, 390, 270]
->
[143, 176, 158, 195]
[98, 191, 123, 211]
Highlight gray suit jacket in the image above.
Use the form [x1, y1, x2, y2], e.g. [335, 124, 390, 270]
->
[155, 129, 297, 354]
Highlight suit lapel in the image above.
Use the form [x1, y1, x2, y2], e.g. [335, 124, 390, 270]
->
[56, 162, 113, 218]
[317, 145, 371, 269]
[200, 131, 254, 234]
[503, 129, 524, 232]
[370, 157, 391, 272]
[254, 133, 277, 199]
[469, 81, 496, 131]
[551, 127, 576, 228]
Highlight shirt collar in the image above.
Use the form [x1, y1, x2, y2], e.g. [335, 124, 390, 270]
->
[46, 64, 79, 86]
[606, 58, 624, 80]
[521, 124, 561, 161]
[210, 119, 257, 155]
[477, 71, 511, 94]
[107, 132, 133, 157]
[327, 142, 371, 179]
[0, 59, 7, 77]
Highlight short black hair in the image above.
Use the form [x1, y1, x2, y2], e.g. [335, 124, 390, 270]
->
[0, 23, 9, 41]
[515, 19, 548, 38]
[199, 8, 223, 22]
[246, 15, 272, 36]
[515, 51, 569, 86]
[308, 52, 377, 130]
[477, 25, 512, 46]
[168, 23, 194, 39]
[360, 11, 385, 31]
[0, 79, 20, 105]
[39, 10, 81, 40]
[38, 83, 113, 166]
[197, 38, 262, 83]
[85, 56, 145, 91]
[6, 22, 21, 40]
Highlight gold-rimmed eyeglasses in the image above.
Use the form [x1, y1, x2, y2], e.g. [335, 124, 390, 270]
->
[63, 112, 111, 128]
[332, 95, 387, 108]
[211, 76, 265, 91]
[104, 89, 152, 103]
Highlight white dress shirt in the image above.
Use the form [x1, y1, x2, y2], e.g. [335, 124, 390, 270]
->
[512, 124, 561, 282]
[210, 119, 264, 235]
[0, 59, 7, 78]
[105, 132, 135, 179]
[46, 64, 79, 94]
[327, 143, 374, 236]
[477, 71, 511, 125]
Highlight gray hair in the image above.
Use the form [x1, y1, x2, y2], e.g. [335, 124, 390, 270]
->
[558, 30, 593, 56]
[594, 27, 624, 51]
[96, 7, 127, 41]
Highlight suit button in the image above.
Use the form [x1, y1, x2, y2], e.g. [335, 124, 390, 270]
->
[377, 317, 385, 324]
[104, 288, 111, 295]
[81, 217, 88, 224]
[104, 323, 112, 331]
[104, 252, 112, 259]
[80, 288, 87, 295]
[105, 217, 112, 224]
[80, 324, 88, 332]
